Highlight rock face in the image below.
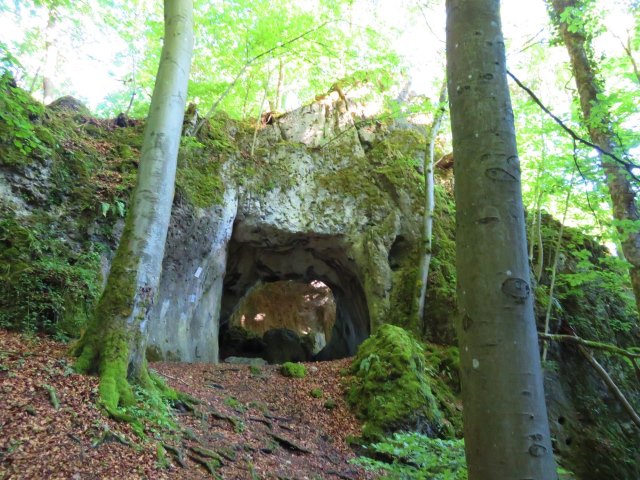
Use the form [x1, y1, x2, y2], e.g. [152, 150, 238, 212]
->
[145, 89, 426, 363]
[146, 187, 237, 363]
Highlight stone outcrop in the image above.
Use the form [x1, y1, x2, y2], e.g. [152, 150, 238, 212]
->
[145, 89, 426, 363]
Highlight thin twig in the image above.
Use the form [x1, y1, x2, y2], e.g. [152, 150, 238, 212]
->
[538, 332, 640, 359]
[154, 370, 191, 387]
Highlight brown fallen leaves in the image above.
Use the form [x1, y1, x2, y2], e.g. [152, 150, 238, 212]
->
[0, 330, 376, 480]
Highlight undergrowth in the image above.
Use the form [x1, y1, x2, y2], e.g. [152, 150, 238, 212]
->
[352, 432, 467, 480]
[0, 205, 102, 338]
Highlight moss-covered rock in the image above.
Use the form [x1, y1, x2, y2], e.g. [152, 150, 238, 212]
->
[175, 136, 224, 208]
[346, 324, 446, 440]
[0, 204, 102, 335]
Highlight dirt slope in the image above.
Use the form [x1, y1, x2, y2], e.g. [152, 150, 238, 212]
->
[0, 330, 375, 479]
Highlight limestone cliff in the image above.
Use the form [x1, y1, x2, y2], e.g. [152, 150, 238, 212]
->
[148, 89, 427, 363]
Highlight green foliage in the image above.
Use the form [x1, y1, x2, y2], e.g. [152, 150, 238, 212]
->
[224, 396, 247, 413]
[353, 432, 467, 480]
[280, 362, 306, 378]
[156, 443, 170, 469]
[533, 216, 637, 340]
[347, 325, 446, 440]
[121, 381, 178, 436]
[0, 206, 102, 337]
[0, 51, 49, 164]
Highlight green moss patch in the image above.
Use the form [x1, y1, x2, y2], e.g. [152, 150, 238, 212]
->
[280, 362, 307, 378]
[176, 137, 224, 208]
[346, 324, 446, 440]
[310, 388, 323, 398]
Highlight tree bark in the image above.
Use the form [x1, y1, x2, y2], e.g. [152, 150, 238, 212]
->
[549, 0, 640, 317]
[446, 1, 557, 478]
[73, 0, 193, 412]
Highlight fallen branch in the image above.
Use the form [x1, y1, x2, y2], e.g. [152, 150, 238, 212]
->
[248, 416, 273, 429]
[42, 384, 60, 410]
[153, 370, 192, 387]
[325, 470, 358, 480]
[268, 432, 311, 453]
[163, 443, 187, 468]
[189, 445, 225, 464]
[0, 349, 36, 357]
[187, 452, 222, 476]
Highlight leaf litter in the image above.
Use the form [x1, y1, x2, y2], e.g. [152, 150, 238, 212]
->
[0, 329, 376, 479]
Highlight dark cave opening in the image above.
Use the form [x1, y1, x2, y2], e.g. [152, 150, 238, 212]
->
[218, 227, 370, 363]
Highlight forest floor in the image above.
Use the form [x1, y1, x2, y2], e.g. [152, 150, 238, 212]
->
[0, 330, 377, 479]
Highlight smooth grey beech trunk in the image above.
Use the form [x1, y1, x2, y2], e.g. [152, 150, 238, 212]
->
[445, 1, 557, 478]
[73, 0, 194, 410]
[550, 0, 640, 318]
[125, 0, 194, 372]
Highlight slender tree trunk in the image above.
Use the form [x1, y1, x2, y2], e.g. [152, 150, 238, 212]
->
[73, 0, 193, 413]
[549, 0, 640, 317]
[416, 79, 447, 333]
[446, 1, 557, 478]
[42, 8, 58, 104]
[542, 170, 575, 362]
[269, 57, 284, 112]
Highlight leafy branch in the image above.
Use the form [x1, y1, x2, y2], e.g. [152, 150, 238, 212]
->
[191, 20, 336, 137]
[507, 70, 640, 182]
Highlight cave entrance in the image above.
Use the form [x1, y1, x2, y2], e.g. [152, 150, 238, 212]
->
[221, 279, 336, 363]
[218, 228, 370, 363]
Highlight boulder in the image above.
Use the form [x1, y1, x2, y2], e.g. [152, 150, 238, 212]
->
[263, 328, 310, 364]
[346, 324, 447, 440]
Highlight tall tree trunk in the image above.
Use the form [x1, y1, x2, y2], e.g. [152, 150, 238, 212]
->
[73, 0, 193, 413]
[446, 1, 557, 478]
[549, 0, 640, 316]
[416, 79, 447, 333]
